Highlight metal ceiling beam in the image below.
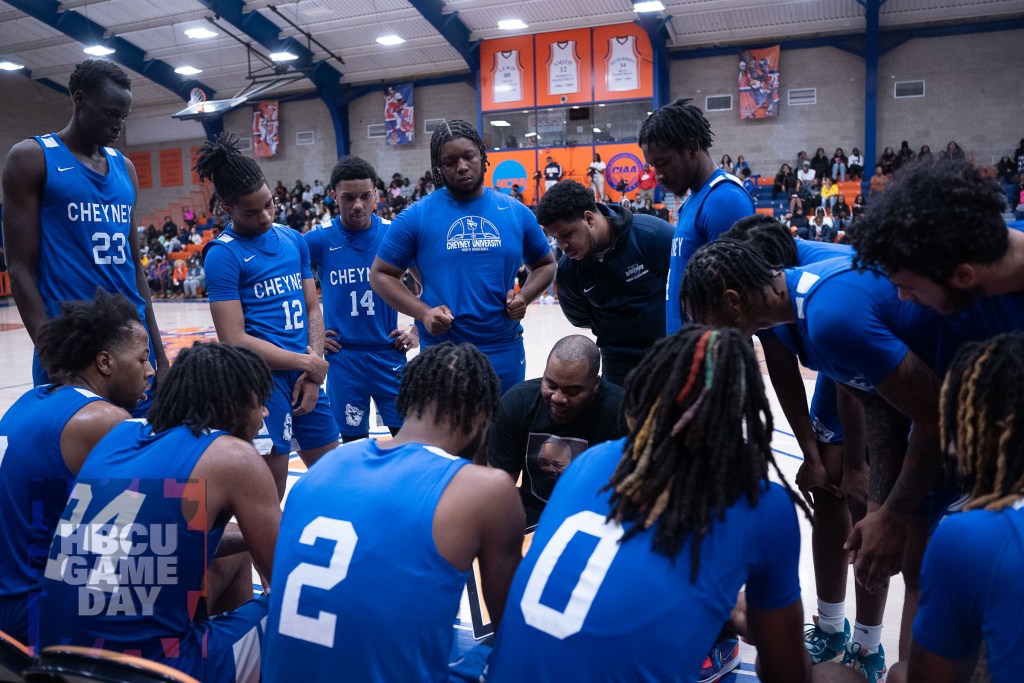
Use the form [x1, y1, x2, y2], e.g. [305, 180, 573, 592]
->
[4, 0, 216, 102]
[2, 35, 75, 53]
[470, 14, 636, 40]
[103, 10, 215, 38]
[407, 0, 478, 72]
[7, 68, 69, 96]
[56, 0, 117, 10]
[274, 8, 422, 39]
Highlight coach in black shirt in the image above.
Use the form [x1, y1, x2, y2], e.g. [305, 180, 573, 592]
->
[487, 335, 624, 527]
[538, 180, 674, 385]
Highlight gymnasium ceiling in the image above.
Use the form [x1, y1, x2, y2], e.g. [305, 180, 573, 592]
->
[1, 0, 1022, 115]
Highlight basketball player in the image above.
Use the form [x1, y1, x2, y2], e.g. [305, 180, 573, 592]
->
[683, 240, 957, 680]
[305, 155, 416, 442]
[889, 334, 1024, 683]
[196, 133, 339, 492]
[37, 342, 281, 683]
[850, 159, 1024, 338]
[536, 180, 673, 384]
[0, 291, 152, 645]
[262, 343, 524, 682]
[638, 98, 755, 334]
[1, 59, 168, 408]
[487, 327, 861, 683]
[370, 121, 555, 394]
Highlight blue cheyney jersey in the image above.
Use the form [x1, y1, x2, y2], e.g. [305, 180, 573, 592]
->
[488, 438, 801, 683]
[38, 421, 225, 659]
[204, 224, 313, 353]
[377, 187, 551, 345]
[0, 385, 105, 640]
[666, 170, 754, 334]
[914, 501, 1024, 682]
[264, 440, 470, 683]
[33, 134, 145, 321]
[783, 257, 951, 392]
[305, 214, 397, 349]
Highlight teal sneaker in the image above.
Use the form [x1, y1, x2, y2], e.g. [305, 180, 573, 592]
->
[842, 642, 887, 683]
[804, 618, 850, 664]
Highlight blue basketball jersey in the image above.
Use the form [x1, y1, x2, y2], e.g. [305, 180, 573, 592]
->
[377, 187, 551, 345]
[0, 385, 105, 641]
[305, 214, 397, 349]
[263, 440, 470, 683]
[783, 257, 950, 392]
[488, 438, 801, 683]
[33, 134, 145, 321]
[204, 224, 313, 353]
[794, 238, 853, 264]
[38, 421, 226, 659]
[666, 170, 754, 334]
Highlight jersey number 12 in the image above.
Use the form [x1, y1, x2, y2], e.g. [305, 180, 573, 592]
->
[282, 300, 305, 331]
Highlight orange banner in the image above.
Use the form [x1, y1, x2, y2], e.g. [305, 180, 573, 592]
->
[190, 146, 202, 185]
[253, 101, 279, 157]
[481, 35, 535, 111]
[535, 29, 592, 107]
[486, 150, 539, 206]
[159, 148, 183, 188]
[593, 24, 653, 102]
[128, 151, 152, 189]
[739, 45, 780, 119]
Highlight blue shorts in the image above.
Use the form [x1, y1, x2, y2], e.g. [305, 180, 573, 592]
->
[422, 338, 525, 396]
[266, 370, 339, 453]
[810, 375, 844, 444]
[326, 347, 405, 436]
[169, 593, 269, 683]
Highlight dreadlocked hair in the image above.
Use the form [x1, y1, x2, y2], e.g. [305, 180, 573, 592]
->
[605, 326, 809, 581]
[940, 333, 1024, 512]
[148, 342, 271, 436]
[722, 214, 799, 268]
[397, 342, 500, 434]
[638, 98, 714, 152]
[429, 120, 488, 188]
[36, 289, 142, 380]
[681, 239, 779, 325]
[192, 132, 267, 205]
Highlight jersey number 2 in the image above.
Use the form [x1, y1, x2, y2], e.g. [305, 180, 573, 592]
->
[519, 510, 624, 639]
[277, 516, 358, 647]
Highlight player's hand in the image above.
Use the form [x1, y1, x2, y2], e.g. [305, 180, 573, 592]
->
[304, 346, 329, 385]
[840, 463, 870, 508]
[389, 325, 418, 353]
[795, 457, 840, 508]
[845, 506, 906, 592]
[505, 289, 527, 321]
[324, 329, 342, 355]
[420, 305, 453, 335]
[291, 374, 320, 417]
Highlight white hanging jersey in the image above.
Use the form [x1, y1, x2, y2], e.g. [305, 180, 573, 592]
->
[493, 50, 523, 103]
[607, 36, 640, 92]
[547, 41, 580, 95]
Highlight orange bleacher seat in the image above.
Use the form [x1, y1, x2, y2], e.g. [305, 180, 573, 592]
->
[757, 176, 773, 185]
[0, 272, 10, 298]
[755, 207, 775, 216]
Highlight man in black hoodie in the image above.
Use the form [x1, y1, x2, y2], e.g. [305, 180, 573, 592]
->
[537, 180, 674, 385]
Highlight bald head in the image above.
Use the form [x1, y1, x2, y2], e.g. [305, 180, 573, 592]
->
[547, 335, 601, 379]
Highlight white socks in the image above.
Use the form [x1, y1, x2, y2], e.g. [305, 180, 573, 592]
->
[853, 621, 883, 654]
[816, 599, 846, 635]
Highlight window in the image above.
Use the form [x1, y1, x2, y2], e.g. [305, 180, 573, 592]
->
[787, 88, 817, 106]
[295, 131, 315, 145]
[367, 123, 386, 139]
[423, 117, 446, 134]
[706, 95, 732, 112]
[894, 80, 925, 99]
[234, 136, 253, 152]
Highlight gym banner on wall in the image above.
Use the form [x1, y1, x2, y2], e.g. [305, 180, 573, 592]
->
[385, 83, 415, 146]
[738, 45, 780, 119]
[253, 101, 279, 157]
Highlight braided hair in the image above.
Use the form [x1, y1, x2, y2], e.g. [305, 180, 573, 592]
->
[193, 132, 267, 206]
[722, 215, 799, 268]
[36, 289, 142, 380]
[681, 239, 780, 325]
[638, 98, 714, 152]
[940, 333, 1024, 512]
[397, 342, 499, 435]
[605, 326, 808, 580]
[429, 120, 488, 188]
[148, 342, 271, 436]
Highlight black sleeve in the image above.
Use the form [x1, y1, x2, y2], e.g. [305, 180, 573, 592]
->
[555, 261, 593, 329]
[487, 391, 528, 478]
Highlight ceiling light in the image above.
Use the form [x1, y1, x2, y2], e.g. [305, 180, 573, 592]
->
[593, 127, 601, 133]
[489, 120, 511, 127]
[598, 103, 606, 107]
[376, 34, 405, 46]
[634, 1, 666, 12]
[174, 66, 202, 75]
[83, 45, 115, 56]
[524, 132, 537, 138]
[269, 51, 298, 62]
[185, 27, 218, 39]
[571, 105, 579, 109]
[0, 60, 25, 71]
[498, 19, 528, 30]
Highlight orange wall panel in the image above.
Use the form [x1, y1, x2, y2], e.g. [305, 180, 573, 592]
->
[534, 29, 592, 107]
[593, 23, 653, 103]
[595, 143, 647, 203]
[485, 150, 539, 206]
[481, 36, 535, 111]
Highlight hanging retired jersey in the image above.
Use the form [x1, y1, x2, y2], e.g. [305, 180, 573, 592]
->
[606, 36, 640, 92]
[548, 41, 580, 95]
[493, 50, 524, 103]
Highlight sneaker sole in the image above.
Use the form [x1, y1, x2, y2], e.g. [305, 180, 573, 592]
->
[698, 655, 740, 683]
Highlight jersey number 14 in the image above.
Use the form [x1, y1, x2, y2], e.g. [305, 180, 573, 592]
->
[349, 290, 376, 317]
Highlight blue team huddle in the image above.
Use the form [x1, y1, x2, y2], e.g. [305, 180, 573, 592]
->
[3, 59, 1024, 683]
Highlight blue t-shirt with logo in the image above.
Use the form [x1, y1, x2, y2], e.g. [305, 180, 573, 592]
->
[377, 187, 550, 345]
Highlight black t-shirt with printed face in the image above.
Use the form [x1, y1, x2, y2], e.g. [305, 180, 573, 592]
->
[487, 377, 626, 527]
